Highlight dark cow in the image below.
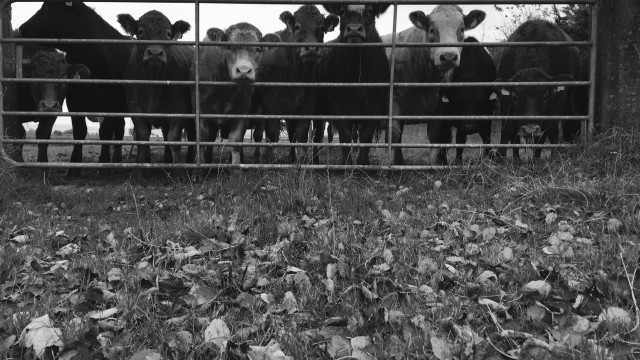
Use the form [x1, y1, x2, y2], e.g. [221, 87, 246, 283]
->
[5, 31, 90, 163]
[255, 5, 338, 163]
[435, 37, 496, 164]
[381, 5, 486, 165]
[191, 22, 273, 165]
[117, 11, 194, 173]
[314, 4, 390, 165]
[496, 20, 579, 159]
[19, 2, 132, 174]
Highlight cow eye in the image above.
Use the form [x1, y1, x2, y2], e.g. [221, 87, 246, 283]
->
[167, 31, 172, 39]
[339, 8, 346, 16]
[294, 24, 301, 31]
[366, 7, 374, 16]
[257, 47, 263, 53]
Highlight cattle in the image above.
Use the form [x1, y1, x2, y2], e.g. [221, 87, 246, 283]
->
[117, 11, 195, 174]
[19, 1, 132, 175]
[255, 5, 338, 164]
[496, 19, 579, 160]
[381, 5, 486, 165]
[191, 22, 274, 165]
[313, 4, 390, 165]
[434, 37, 496, 164]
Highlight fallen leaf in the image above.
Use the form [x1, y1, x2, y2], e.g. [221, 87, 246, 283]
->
[520, 280, 552, 297]
[87, 308, 118, 320]
[204, 319, 230, 350]
[430, 336, 453, 360]
[129, 349, 163, 360]
[326, 335, 351, 359]
[247, 339, 293, 360]
[18, 315, 64, 359]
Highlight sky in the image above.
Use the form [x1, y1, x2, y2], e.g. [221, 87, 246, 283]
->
[10, 2, 507, 132]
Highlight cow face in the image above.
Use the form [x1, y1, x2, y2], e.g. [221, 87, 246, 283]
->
[280, 5, 339, 62]
[26, 51, 90, 112]
[323, 4, 390, 43]
[409, 6, 485, 72]
[19, 2, 95, 41]
[118, 11, 190, 79]
[217, 23, 271, 83]
[497, 68, 573, 141]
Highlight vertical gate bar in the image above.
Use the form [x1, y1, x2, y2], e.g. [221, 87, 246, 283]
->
[16, 44, 22, 78]
[587, 0, 598, 138]
[386, 2, 398, 164]
[194, 0, 201, 165]
[0, 6, 4, 155]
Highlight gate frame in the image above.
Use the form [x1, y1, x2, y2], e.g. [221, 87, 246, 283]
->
[0, 0, 597, 171]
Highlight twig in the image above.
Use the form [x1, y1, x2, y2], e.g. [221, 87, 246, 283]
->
[127, 182, 160, 248]
[619, 252, 640, 334]
[486, 337, 517, 359]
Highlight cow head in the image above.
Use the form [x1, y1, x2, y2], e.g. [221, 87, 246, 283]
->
[19, 1, 96, 43]
[25, 51, 90, 112]
[496, 68, 573, 141]
[118, 11, 191, 79]
[279, 5, 339, 62]
[216, 22, 273, 84]
[323, 4, 390, 43]
[409, 5, 485, 72]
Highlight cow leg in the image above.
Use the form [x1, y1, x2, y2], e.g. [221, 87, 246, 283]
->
[427, 120, 445, 165]
[455, 128, 467, 164]
[356, 122, 374, 166]
[311, 120, 325, 164]
[184, 119, 197, 163]
[227, 119, 246, 165]
[5, 122, 25, 162]
[161, 125, 173, 163]
[167, 123, 187, 180]
[35, 117, 56, 163]
[294, 119, 312, 163]
[97, 119, 111, 164]
[334, 121, 353, 165]
[435, 123, 451, 166]
[497, 120, 513, 159]
[134, 119, 152, 164]
[67, 116, 86, 177]
[109, 117, 125, 163]
[479, 121, 492, 159]
[263, 119, 280, 164]
[252, 120, 264, 163]
[391, 109, 405, 166]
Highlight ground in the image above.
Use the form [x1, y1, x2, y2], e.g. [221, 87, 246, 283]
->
[0, 127, 639, 360]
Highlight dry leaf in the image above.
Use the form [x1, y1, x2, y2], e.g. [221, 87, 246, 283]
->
[18, 315, 64, 359]
[247, 339, 293, 360]
[204, 319, 230, 350]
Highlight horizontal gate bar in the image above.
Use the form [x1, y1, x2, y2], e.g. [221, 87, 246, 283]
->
[1, 111, 589, 121]
[0, 77, 591, 88]
[4, 138, 577, 149]
[0, 38, 594, 48]
[2, 0, 595, 6]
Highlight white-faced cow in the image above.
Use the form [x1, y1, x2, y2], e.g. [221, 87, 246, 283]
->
[496, 20, 579, 160]
[434, 37, 496, 164]
[7, 32, 90, 163]
[117, 10, 195, 174]
[256, 5, 339, 163]
[381, 5, 486, 165]
[313, 4, 390, 165]
[191, 22, 274, 165]
[19, 2, 132, 175]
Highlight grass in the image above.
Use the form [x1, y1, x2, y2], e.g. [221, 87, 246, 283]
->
[0, 127, 639, 359]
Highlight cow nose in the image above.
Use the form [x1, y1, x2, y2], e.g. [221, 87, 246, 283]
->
[38, 100, 60, 112]
[439, 52, 459, 65]
[144, 47, 167, 63]
[301, 46, 319, 57]
[345, 24, 365, 36]
[235, 66, 252, 76]
[521, 124, 542, 136]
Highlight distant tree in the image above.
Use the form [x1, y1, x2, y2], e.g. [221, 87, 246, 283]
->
[62, 129, 73, 135]
[53, 130, 63, 136]
[552, 4, 590, 57]
[492, 5, 554, 41]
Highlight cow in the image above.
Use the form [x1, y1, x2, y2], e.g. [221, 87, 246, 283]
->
[495, 19, 579, 160]
[255, 5, 339, 164]
[313, 4, 391, 165]
[191, 22, 274, 166]
[434, 37, 497, 164]
[381, 5, 486, 165]
[117, 10, 195, 176]
[19, 1, 132, 175]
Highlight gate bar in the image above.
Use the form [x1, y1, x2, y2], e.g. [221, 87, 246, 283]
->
[2, 0, 595, 5]
[587, 1, 598, 137]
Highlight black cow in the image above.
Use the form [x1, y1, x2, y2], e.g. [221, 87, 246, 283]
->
[496, 20, 580, 159]
[435, 37, 496, 164]
[314, 4, 391, 165]
[256, 5, 338, 163]
[191, 22, 274, 165]
[117, 11, 194, 174]
[19, 2, 132, 174]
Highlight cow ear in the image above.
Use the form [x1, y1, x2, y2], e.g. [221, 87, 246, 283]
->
[279, 11, 295, 30]
[117, 14, 138, 36]
[205, 27, 225, 42]
[323, 5, 342, 16]
[409, 11, 429, 30]
[172, 20, 191, 40]
[324, 14, 339, 33]
[464, 10, 486, 30]
[67, 63, 90, 79]
[372, 4, 391, 17]
[260, 33, 281, 51]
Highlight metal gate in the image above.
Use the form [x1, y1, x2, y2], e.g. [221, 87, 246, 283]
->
[0, 0, 597, 171]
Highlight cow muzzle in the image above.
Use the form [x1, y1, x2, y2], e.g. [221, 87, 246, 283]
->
[232, 65, 255, 83]
[38, 100, 61, 112]
[434, 48, 460, 72]
[344, 24, 365, 43]
[300, 47, 320, 62]
[143, 47, 167, 65]
[518, 124, 543, 139]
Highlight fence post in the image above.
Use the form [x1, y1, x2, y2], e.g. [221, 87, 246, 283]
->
[595, 0, 640, 131]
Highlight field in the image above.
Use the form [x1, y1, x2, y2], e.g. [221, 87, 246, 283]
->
[1, 127, 639, 360]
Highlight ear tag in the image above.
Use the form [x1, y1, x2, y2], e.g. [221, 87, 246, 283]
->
[501, 89, 510, 96]
[554, 86, 565, 93]
[66, 2, 73, 6]
[441, 95, 449, 103]
[489, 92, 497, 100]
